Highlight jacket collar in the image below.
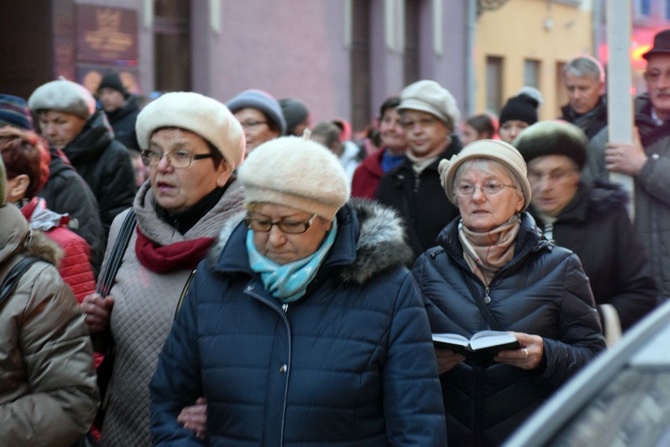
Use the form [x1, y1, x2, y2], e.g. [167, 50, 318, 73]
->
[437, 212, 552, 274]
[210, 198, 413, 286]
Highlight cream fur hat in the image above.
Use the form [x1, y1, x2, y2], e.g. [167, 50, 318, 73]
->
[238, 136, 350, 220]
[28, 77, 96, 120]
[438, 139, 532, 211]
[136, 92, 245, 168]
[398, 80, 461, 129]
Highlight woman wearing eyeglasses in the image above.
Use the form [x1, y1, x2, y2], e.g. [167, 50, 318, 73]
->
[514, 120, 658, 344]
[226, 89, 286, 154]
[79, 92, 246, 446]
[150, 136, 447, 446]
[411, 139, 606, 446]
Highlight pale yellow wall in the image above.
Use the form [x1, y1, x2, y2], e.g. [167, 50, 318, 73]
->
[475, 0, 593, 120]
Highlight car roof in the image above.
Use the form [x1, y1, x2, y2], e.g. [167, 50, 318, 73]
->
[504, 299, 670, 447]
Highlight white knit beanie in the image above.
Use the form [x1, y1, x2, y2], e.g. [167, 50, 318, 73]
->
[28, 77, 96, 120]
[438, 139, 532, 211]
[238, 136, 350, 220]
[136, 92, 245, 168]
[398, 80, 461, 129]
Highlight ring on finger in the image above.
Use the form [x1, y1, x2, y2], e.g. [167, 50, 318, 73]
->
[523, 348, 529, 359]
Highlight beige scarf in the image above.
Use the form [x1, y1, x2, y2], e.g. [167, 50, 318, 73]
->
[459, 215, 521, 286]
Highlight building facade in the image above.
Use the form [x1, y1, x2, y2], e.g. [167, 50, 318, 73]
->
[0, 0, 470, 133]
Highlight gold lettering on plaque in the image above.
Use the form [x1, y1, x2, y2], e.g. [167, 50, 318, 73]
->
[84, 8, 133, 60]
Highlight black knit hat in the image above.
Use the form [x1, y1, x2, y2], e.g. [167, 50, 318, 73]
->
[512, 120, 587, 169]
[98, 72, 128, 98]
[499, 94, 538, 126]
[279, 98, 309, 136]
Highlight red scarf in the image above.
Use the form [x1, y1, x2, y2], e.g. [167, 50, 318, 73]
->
[135, 227, 215, 273]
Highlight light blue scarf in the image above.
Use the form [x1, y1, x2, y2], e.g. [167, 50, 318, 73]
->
[247, 218, 338, 303]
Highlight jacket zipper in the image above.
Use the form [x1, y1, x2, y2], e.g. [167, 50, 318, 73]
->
[245, 286, 292, 447]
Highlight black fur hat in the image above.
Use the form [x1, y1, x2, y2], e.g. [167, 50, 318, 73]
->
[512, 120, 587, 169]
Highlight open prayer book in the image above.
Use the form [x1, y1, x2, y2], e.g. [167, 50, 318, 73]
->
[432, 330, 521, 367]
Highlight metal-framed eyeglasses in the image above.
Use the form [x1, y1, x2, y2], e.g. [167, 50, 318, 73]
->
[455, 181, 517, 197]
[244, 214, 318, 234]
[140, 149, 214, 168]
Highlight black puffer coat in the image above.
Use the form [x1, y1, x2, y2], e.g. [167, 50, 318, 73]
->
[530, 180, 658, 332]
[104, 97, 140, 151]
[412, 212, 606, 447]
[62, 110, 136, 234]
[375, 138, 461, 261]
[38, 147, 105, 275]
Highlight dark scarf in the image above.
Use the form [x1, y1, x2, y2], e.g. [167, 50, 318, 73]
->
[155, 186, 227, 234]
[635, 96, 670, 148]
[561, 96, 608, 139]
[136, 185, 228, 273]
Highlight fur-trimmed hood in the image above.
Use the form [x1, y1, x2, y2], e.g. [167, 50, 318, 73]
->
[208, 198, 413, 286]
[0, 205, 62, 267]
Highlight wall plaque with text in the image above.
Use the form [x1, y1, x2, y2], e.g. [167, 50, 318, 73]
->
[76, 5, 137, 64]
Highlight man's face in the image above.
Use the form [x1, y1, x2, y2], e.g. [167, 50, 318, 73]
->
[98, 87, 126, 112]
[564, 72, 604, 114]
[645, 54, 670, 121]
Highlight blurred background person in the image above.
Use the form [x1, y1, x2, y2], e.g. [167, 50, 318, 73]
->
[310, 120, 361, 182]
[0, 93, 105, 276]
[560, 55, 609, 183]
[97, 71, 141, 152]
[279, 97, 311, 136]
[227, 88, 286, 154]
[0, 156, 99, 446]
[514, 120, 658, 342]
[0, 126, 95, 303]
[151, 136, 447, 446]
[351, 96, 407, 199]
[28, 77, 136, 237]
[376, 79, 462, 261]
[498, 93, 539, 144]
[413, 139, 606, 446]
[80, 92, 246, 446]
[461, 113, 497, 146]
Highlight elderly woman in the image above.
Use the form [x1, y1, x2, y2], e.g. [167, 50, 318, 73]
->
[412, 139, 606, 446]
[150, 136, 447, 446]
[514, 120, 658, 342]
[226, 88, 286, 154]
[80, 91, 246, 446]
[0, 157, 98, 446]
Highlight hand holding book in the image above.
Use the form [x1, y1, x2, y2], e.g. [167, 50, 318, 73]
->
[432, 330, 522, 368]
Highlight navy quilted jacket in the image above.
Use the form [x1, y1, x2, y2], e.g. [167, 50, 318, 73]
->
[151, 200, 447, 446]
[412, 212, 606, 447]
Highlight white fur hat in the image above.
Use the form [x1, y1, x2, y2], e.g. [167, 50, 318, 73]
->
[398, 80, 461, 129]
[238, 136, 350, 220]
[136, 92, 245, 168]
[28, 77, 96, 120]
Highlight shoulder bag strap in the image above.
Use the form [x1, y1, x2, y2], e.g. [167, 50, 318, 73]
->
[96, 209, 136, 297]
[174, 268, 197, 320]
[0, 256, 41, 308]
[462, 272, 503, 331]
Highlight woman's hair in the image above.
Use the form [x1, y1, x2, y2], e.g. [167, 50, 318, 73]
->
[453, 158, 524, 200]
[0, 126, 50, 199]
[466, 114, 497, 139]
[379, 96, 401, 120]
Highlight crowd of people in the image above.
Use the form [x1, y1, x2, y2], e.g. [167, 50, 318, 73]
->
[1, 28, 670, 447]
